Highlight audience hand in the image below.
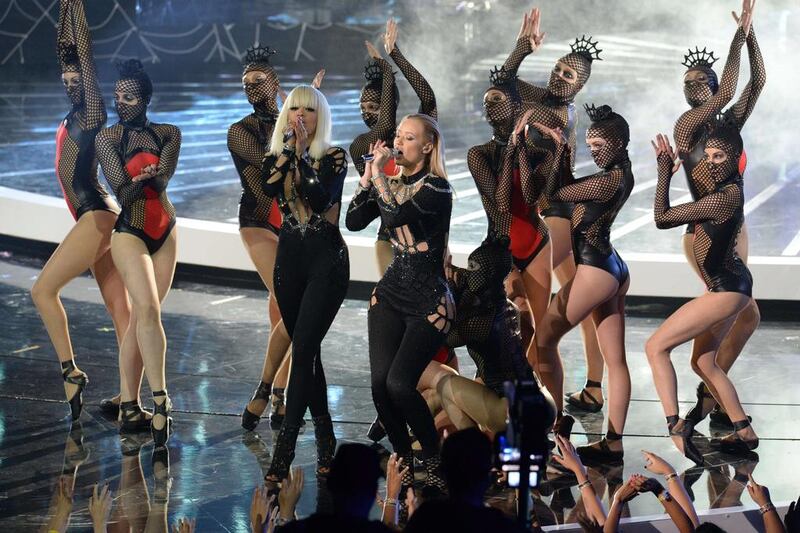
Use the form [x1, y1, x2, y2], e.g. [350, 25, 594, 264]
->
[172, 517, 196, 533]
[386, 453, 409, 501]
[642, 450, 676, 477]
[746, 474, 772, 507]
[278, 467, 304, 519]
[88, 483, 113, 530]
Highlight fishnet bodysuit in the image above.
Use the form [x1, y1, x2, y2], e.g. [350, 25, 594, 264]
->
[467, 136, 552, 270]
[549, 145, 633, 284]
[674, 28, 764, 232]
[654, 153, 751, 296]
[96, 121, 181, 254]
[503, 38, 578, 218]
[228, 114, 281, 232]
[55, 0, 116, 220]
[447, 239, 534, 397]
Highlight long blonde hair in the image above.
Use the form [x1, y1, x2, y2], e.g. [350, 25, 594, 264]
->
[401, 113, 447, 180]
[268, 85, 331, 161]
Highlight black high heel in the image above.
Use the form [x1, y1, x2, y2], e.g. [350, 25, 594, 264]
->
[712, 419, 759, 455]
[576, 431, 624, 464]
[554, 414, 575, 439]
[62, 422, 89, 475]
[151, 390, 172, 449]
[119, 400, 152, 434]
[684, 382, 715, 426]
[313, 414, 336, 476]
[99, 396, 121, 419]
[565, 380, 604, 413]
[667, 415, 704, 466]
[367, 416, 386, 442]
[241, 381, 271, 431]
[269, 388, 285, 428]
[151, 446, 171, 505]
[265, 422, 301, 482]
[61, 360, 87, 421]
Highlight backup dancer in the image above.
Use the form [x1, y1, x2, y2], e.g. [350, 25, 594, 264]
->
[233, 46, 324, 431]
[32, 0, 143, 425]
[534, 105, 633, 463]
[260, 85, 349, 481]
[438, 235, 539, 434]
[648, 127, 758, 464]
[346, 115, 453, 493]
[675, 0, 764, 430]
[500, 8, 606, 412]
[351, 18, 438, 276]
[96, 59, 181, 449]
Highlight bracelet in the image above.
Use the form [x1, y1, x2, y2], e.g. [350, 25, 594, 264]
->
[759, 503, 776, 515]
[657, 490, 672, 503]
[273, 516, 294, 526]
[281, 145, 296, 156]
[665, 472, 679, 482]
[384, 497, 398, 506]
[577, 479, 592, 490]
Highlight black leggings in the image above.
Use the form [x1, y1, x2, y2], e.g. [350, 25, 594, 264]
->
[369, 299, 445, 458]
[274, 223, 349, 426]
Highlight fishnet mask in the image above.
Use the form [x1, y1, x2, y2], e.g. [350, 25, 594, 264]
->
[684, 68, 718, 108]
[243, 63, 279, 116]
[360, 85, 381, 128]
[547, 53, 590, 101]
[484, 87, 517, 140]
[114, 78, 149, 124]
[587, 118, 628, 169]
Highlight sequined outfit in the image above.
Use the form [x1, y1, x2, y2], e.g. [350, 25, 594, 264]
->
[346, 167, 453, 459]
[261, 146, 349, 426]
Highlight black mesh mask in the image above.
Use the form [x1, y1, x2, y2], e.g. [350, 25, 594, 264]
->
[242, 45, 279, 118]
[584, 104, 630, 170]
[547, 36, 601, 102]
[682, 47, 719, 108]
[360, 61, 398, 129]
[58, 43, 83, 108]
[484, 66, 520, 141]
[114, 59, 152, 127]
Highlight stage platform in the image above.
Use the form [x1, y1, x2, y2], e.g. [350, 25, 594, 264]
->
[0, 254, 797, 531]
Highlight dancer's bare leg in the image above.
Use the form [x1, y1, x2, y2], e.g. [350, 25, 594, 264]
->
[547, 215, 604, 405]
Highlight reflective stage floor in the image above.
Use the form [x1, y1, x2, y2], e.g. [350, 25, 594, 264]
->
[0, 253, 798, 531]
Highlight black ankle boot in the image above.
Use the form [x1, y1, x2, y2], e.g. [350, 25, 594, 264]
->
[313, 414, 336, 476]
[266, 423, 301, 482]
[151, 390, 172, 449]
[61, 360, 87, 421]
[667, 415, 703, 466]
[119, 400, 152, 433]
[242, 381, 271, 431]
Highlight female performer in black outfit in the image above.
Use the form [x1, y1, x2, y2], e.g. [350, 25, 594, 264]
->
[260, 85, 349, 481]
[96, 59, 181, 448]
[346, 114, 453, 492]
[534, 105, 633, 463]
[675, 0, 764, 429]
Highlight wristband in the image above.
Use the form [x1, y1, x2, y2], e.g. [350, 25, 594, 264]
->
[384, 497, 398, 506]
[665, 472, 679, 482]
[281, 145, 296, 156]
[657, 490, 672, 502]
[274, 516, 294, 526]
[577, 479, 592, 490]
[759, 503, 776, 515]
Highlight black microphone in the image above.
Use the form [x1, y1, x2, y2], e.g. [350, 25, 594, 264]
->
[362, 148, 399, 162]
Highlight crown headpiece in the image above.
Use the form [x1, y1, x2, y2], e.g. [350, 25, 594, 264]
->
[682, 46, 717, 69]
[570, 35, 602, 62]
